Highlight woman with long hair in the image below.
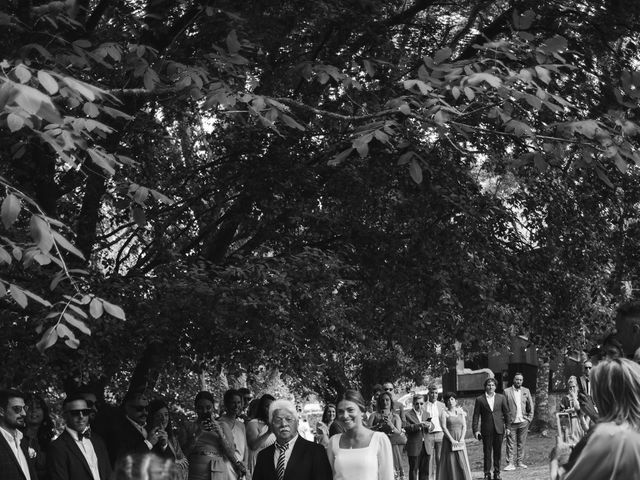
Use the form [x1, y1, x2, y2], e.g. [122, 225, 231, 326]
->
[245, 394, 275, 474]
[438, 392, 471, 480]
[148, 399, 189, 480]
[558, 376, 587, 444]
[316, 403, 337, 448]
[367, 391, 404, 479]
[327, 389, 393, 480]
[550, 358, 640, 479]
[21, 394, 55, 480]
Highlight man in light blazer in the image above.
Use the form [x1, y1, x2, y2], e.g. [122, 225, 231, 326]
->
[403, 394, 434, 480]
[472, 377, 510, 480]
[253, 399, 332, 480]
[502, 372, 534, 471]
[48, 396, 112, 480]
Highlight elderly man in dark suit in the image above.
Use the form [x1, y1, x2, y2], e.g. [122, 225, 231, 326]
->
[403, 393, 433, 480]
[0, 389, 38, 480]
[253, 399, 332, 480]
[47, 395, 112, 480]
[472, 377, 510, 480]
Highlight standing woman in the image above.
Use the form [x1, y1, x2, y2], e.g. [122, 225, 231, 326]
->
[328, 389, 393, 480]
[367, 391, 405, 479]
[21, 394, 55, 480]
[316, 403, 337, 448]
[245, 394, 275, 474]
[559, 376, 587, 443]
[148, 399, 189, 480]
[438, 392, 472, 480]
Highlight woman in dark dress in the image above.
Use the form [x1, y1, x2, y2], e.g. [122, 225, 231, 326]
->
[21, 394, 55, 480]
[149, 399, 189, 480]
[438, 392, 472, 480]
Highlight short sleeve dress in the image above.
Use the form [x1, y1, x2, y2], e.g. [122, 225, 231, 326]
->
[328, 431, 394, 480]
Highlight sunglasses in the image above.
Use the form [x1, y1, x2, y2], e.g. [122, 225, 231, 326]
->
[10, 405, 28, 414]
[414, 402, 424, 405]
[67, 409, 92, 417]
[384, 388, 394, 391]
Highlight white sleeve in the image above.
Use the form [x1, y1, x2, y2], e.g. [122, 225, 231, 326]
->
[375, 432, 394, 480]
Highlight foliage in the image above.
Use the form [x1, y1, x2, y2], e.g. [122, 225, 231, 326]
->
[2, 0, 640, 401]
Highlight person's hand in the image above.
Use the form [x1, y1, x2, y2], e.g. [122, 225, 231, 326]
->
[475, 431, 481, 440]
[505, 428, 511, 436]
[234, 461, 247, 476]
[157, 429, 168, 448]
[147, 426, 161, 445]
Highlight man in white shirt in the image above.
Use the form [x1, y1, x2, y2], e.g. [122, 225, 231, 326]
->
[503, 373, 534, 472]
[47, 396, 112, 480]
[424, 385, 445, 480]
[252, 399, 331, 480]
[0, 389, 36, 480]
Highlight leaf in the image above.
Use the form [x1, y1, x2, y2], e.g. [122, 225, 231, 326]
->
[614, 154, 628, 173]
[1, 194, 21, 229]
[534, 66, 551, 84]
[7, 113, 24, 132]
[397, 151, 413, 165]
[9, 284, 28, 308]
[14, 64, 31, 84]
[399, 104, 411, 115]
[89, 298, 104, 318]
[13, 83, 61, 123]
[0, 282, 5, 297]
[363, 59, 376, 77]
[543, 35, 568, 54]
[150, 189, 174, 205]
[24, 289, 52, 307]
[513, 9, 535, 30]
[30, 215, 54, 254]
[0, 246, 11, 265]
[36, 326, 58, 352]
[37, 71, 58, 94]
[433, 47, 452, 65]
[281, 114, 305, 131]
[103, 300, 126, 320]
[52, 231, 85, 260]
[87, 148, 116, 175]
[409, 159, 423, 184]
[67, 303, 88, 319]
[83, 102, 100, 117]
[467, 73, 502, 88]
[328, 147, 354, 166]
[62, 77, 96, 101]
[226, 30, 241, 54]
[63, 313, 92, 335]
[596, 167, 614, 188]
[464, 87, 475, 101]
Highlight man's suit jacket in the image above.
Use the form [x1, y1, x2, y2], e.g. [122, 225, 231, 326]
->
[98, 412, 155, 466]
[0, 431, 38, 480]
[472, 393, 510, 436]
[503, 386, 534, 424]
[403, 408, 435, 456]
[47, 430, 112, 480]
[252, 436, 332, 480]
[578, 375, 591, 397]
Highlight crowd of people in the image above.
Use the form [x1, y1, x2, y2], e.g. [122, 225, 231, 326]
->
[4, 300, 640, 480]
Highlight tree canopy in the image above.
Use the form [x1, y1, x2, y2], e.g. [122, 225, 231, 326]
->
[2, 0, 640, 399]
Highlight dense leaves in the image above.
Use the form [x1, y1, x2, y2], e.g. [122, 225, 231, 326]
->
[2, 0, 640, 399]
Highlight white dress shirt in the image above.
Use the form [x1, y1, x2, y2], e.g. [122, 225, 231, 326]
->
[0, 426, 31, 480]
[513, 388, 524, 423]
[485, 393, 495, 411]
[272, 435, 298, 471]
[426, 401, 442, 432]
[66, 428, 101, 480]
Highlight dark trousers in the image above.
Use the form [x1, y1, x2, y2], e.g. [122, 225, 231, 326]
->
[482, 426, 503, 474]
[408, 444, 430, 480]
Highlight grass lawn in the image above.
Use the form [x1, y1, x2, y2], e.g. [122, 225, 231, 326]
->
[399, 434, 555, 480]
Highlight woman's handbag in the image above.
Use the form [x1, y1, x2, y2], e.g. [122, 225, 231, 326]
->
[451, 441, 465, 451]
[388, 432, 408, 445]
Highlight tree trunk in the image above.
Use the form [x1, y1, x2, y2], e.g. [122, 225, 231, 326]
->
[531, 359, 553, 433]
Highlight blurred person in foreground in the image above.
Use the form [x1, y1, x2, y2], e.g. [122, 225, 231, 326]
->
[113, 453, 174, 480]
[550, 358, 640, 479]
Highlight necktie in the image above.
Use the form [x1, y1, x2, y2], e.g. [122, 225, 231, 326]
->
[78, 428, 92, 440]
[275, 442, 289, 480]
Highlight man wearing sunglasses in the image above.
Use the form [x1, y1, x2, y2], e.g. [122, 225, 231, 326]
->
[47, 396, 111, 480]
[101, 391, 167, 466]
[403, 394, 433, 480]
[0, 389, 37, 480]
